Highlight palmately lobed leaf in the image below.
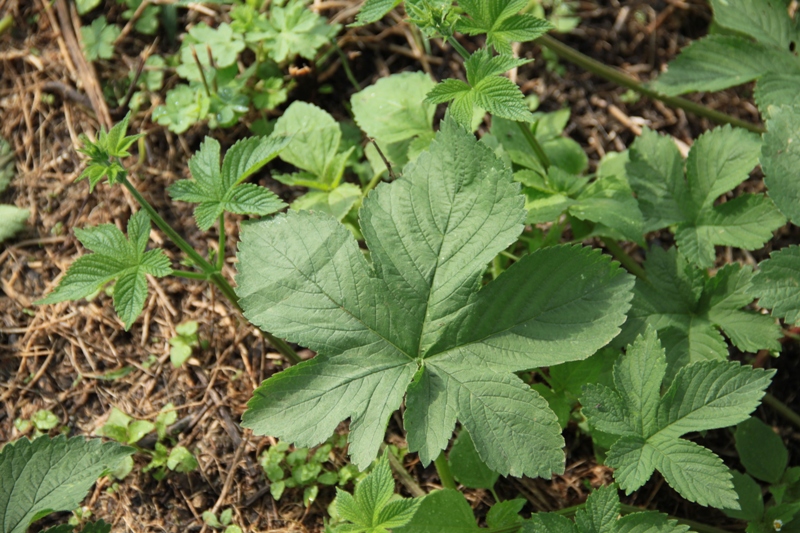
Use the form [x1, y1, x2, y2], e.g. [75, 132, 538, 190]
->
[582, 328, 774, 509]
[37, 211, 171, 330]
[0, 436, 133, 533]
[237, 118, 634, 475]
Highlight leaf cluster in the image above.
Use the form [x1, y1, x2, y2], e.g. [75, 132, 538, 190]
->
[582, 328, 774, 509]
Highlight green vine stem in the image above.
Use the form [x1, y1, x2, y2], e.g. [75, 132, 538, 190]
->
[763, 393, 800, 431]
[535, 34, 765, 135]
[600, 237, 647, 280]
[386, 449, 427, 498]
[118, 173, 302, 365]
[434, 452, 457, 490]
[217, 213, 226, 271]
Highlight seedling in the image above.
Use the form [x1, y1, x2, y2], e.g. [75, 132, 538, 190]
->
[169, 321, 200, 367]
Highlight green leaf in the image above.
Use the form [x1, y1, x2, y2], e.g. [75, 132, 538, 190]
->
[394, 489, 480, 533]
[0, 436, 133, 533]
[351, 72, 436, 144]
[582, 329, 774, 509]
[723, 471, 765, 522]
[168, 136, 287, 230]
[455, 0, 552, 54]
[335, 451, 421, 532]
[762, 104, 800, 225]
[735, 417, 787, 484]
[448, 430, 499, 489]
[353, 0, 402, 25]
[237, 119, 633, 474]
[526, 484, 689, 533]
[652, 35, 800, 96]
[620, 247, 782, 379]
[627, 126, 783, 267]
[0, 205, 29, 243]
[257, 0, 339, 62]
[754, 73, 800, 114]
[76, 113, 143, 191]
[167, 446, 198, 473]
[81, 16, 120, 61]
[426, 49, 533, 127]
[76, 0, 102, 14]
[751, 245, 800, 325]
[177, 23, 245, 81]
[487, 499, 525, 529]
[37, 211, 171, 330]
[710, 0, 798, 52]
[152, 84, 210, 134]
[291, 183, 362, 221]
[274, 102, 345, 184]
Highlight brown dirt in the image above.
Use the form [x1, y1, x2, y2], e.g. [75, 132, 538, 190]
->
[1, 0, 797, 531]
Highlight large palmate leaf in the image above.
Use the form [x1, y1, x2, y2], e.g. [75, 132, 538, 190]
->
[168, 135, 288, 230]
[626, 127, 785, 267]
[0, 436, 133, 533]
[652, 0, 800, 116]
[582, 329, 774, 509]
[619, 247, 782, 379]
[525, 484, 690, 533]
[762, 104, 800, 226]
[236, 119, 634, 474]
[37, 211, 171, 330]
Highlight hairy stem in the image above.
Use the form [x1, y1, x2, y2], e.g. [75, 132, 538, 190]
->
[171, 269, 209, 280]
[535, 34, 765, 134]
[434, 452, 457, 490]
[600, 237, 647, 280]
[446, 34, 471, 61]
[119, 174, 302, 365]
[386, 450, 426, 498]
[763, 393, 800, 431]
[217, 214, 226, 271]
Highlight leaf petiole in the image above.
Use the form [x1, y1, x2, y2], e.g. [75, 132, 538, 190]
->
[434, 452, 457, 490]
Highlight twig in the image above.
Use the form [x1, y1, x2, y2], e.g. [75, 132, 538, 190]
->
[386, 451, 426, 498]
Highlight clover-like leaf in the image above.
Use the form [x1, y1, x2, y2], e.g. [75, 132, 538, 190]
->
[626, 126, 785, 268]
[168, 135, 288, 230]
[152, 84, 211, 134]
[526, 484, 690, 533]
[619, 247, 781, 379]
[582, 328, 774, 509]
[257, 0, 340, 62]
[37, 211, 171, 330]
[0, 436, 133, 533]
[335, 451, 421, 532]
[455, 0, 552, 55]
[81, 16, 120, 61]
[236, 119, 634, 475]
[177, 23, 245, 82]
[426, 49, 534, 127]
[750, 245, 800, 326]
